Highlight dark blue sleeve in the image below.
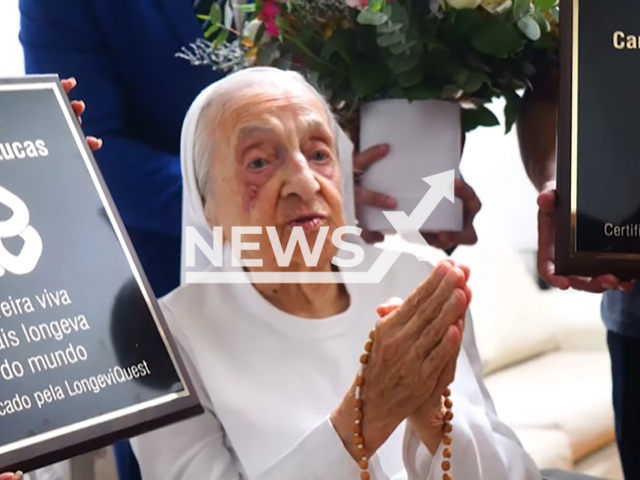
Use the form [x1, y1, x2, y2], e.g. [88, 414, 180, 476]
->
[19, 0, 182, 238]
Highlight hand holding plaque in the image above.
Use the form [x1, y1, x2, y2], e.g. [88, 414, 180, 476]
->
[539, 181, 633, 292]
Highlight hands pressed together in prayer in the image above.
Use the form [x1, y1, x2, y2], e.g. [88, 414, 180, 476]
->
[331, 260, 471, 460]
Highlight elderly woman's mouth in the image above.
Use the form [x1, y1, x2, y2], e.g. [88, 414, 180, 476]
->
[287, 215, 326, 233]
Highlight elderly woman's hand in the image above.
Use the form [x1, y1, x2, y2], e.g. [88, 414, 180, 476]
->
[61, 78, 103, 152]
[353, 146, 481, 250]
[330, 261, 470, 460]
[375, 262, 469, 454]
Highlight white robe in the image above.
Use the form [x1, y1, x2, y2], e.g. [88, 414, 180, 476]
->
[131, 246, 541, 480]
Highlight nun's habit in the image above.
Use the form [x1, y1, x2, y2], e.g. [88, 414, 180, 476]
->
[130, 68, 541, 480]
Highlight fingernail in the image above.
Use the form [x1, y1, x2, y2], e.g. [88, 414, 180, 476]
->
[69, 77, 77, 87]
[97, 138, 104, 148]
[14, 471, 23, 479]
[378, 144, 390, 152]
[384, 197, 397, 209]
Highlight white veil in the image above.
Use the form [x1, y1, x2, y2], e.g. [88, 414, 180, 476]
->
[179, 67, 357, 283]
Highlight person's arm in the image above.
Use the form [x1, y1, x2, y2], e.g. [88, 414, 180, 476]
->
[19, 0, 182, 237]
[402, 312, 541, 480]
[517, 66, 559, 193]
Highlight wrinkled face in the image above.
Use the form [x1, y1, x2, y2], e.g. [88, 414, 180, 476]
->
[204, 83, 345, 270]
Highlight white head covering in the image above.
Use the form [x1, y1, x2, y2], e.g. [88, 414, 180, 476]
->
[179, 67, 356, 283]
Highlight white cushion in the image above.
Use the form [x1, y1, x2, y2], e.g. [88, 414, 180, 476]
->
[538, 289, 607, 351]
[513, 427, 573, 471]
[484, 351, 615, 461]
[451, 212, 559, 375]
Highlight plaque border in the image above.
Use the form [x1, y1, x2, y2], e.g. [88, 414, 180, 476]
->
[0, 75, 203, 473]
[556, 0, 640, 279]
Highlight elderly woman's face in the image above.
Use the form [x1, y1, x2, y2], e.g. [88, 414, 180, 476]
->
[206, 84, 345, 269]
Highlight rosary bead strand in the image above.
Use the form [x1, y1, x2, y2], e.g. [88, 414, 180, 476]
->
[354, 329, 454, 480]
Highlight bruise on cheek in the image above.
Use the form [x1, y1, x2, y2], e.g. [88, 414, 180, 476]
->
[241, 183, 261, 212]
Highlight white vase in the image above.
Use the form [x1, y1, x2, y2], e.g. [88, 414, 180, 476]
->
[358, 99, 464, 234]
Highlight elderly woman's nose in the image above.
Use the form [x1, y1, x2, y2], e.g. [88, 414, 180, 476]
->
[280, 154, 321, 199]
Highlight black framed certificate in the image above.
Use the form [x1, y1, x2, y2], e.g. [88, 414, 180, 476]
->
[0, 75, 202, 472]
[557, 0, 640, 279]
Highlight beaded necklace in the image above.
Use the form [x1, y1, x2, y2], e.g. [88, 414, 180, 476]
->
[355, 329, 454, 480]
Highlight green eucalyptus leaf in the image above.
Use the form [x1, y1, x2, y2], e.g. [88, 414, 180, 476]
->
[463, 72, 490, 93]
[357, 9, 388, 26]
[551, 6, 559, 22]
[471, 20, 525, 57]
[387, 52, 421, 73]
[213, 28, 229, 48]
[377, 32, 405, 47]
[196, 14, 210, 21]
[209, 3, 222, 25]
[377, 22, 403, 34]
[454, 70, 469, 88]
[532, 11, 550, 33]
[513, 0, 530, 20]
[204, 23, 221, 39]
[517, 15, 541, 41]
[534, 0, 557, 14]
[389, 41, 416, 54]
[397, 69, 424, 88]
[461, 106, 500, 132]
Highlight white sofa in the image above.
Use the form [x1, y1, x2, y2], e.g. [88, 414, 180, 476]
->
[386, 211, 622, 480]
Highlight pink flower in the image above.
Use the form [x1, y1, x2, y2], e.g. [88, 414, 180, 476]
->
[259, 1, 281, 37]
[261, 1, 280, 17]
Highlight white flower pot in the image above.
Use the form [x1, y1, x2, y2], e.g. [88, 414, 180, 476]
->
[358, 99, 464, 233]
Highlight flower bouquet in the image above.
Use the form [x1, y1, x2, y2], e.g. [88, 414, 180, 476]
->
[179, 0, 559, 232]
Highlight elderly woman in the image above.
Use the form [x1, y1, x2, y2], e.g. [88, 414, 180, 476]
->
[124, 66, 543, 480]
[0, 70, 598, 480]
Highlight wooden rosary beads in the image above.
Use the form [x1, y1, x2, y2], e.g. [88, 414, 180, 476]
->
[355, 328, 454, 480]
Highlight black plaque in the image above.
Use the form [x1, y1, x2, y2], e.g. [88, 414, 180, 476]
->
[0, 76, 202, 472]
[557, 0, 640, 279]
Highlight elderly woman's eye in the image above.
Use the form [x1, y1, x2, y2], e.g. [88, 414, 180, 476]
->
[247, 158, 268, 170]
[310, 150, 329, 163]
